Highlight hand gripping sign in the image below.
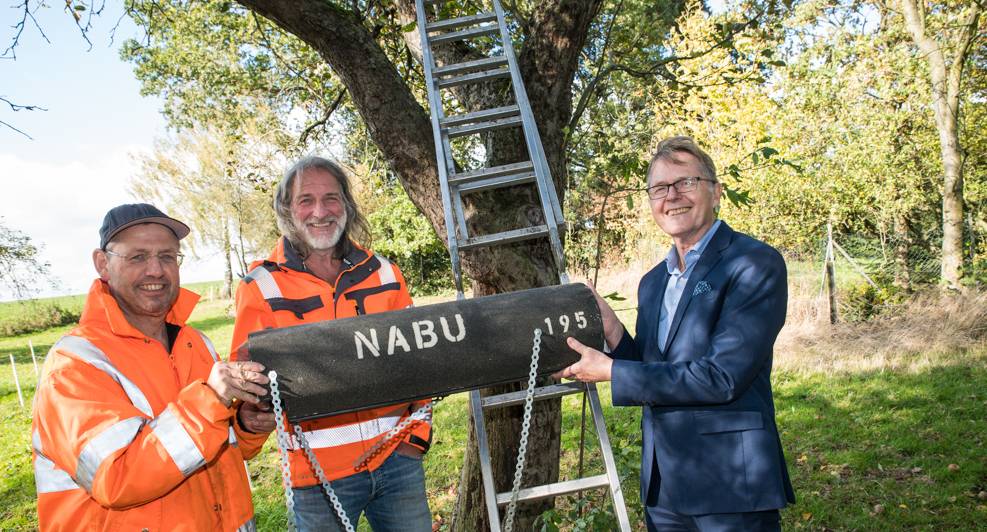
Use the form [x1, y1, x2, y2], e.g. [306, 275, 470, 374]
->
[247, 283, 603, 422]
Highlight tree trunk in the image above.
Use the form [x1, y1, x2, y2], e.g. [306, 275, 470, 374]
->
[235, 1, 602, 528]
[222, 218, 233, 299]
[892, 212, 912, 291]
[898, 0, 982, 290]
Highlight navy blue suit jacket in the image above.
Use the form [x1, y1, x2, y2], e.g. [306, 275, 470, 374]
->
[611, 222, 795, 515]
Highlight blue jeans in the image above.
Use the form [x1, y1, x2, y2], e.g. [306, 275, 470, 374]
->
[293, 452, 431, 532]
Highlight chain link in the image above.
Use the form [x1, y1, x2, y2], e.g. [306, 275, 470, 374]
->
[270, 370, 355, 532]
[269, 371, 297, 532]
[502, 328, 542, 532]
[292, 424, 355, 532]
[353, 397, 444, 472]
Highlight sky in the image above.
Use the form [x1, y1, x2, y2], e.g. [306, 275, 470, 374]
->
[0, 4, 224, 300]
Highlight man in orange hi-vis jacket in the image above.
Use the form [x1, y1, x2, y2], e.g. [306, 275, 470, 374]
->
[231, 157, 432, 531]
[32, 203, 271, 531]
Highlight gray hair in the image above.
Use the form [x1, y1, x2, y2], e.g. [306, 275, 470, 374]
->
[274, 156, 371, 258]
[649, 136, 718, 183]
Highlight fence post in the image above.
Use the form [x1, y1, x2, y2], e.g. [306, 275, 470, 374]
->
[826, 222, 838, 324]
[29, 339, 39, 376]
[9, 354, 25, 408]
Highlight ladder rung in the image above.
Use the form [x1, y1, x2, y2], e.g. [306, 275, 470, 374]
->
[495, 475, 611, 505]
[481, 382, 584, 409]
[429, 24, 499, 45]
[441, 105, 519, 128]
[449, 161, 533, 184]
[437, 67, 510, 89]
[458, 171, 535, 194]
[427, 12, 497, 33]
[460, 225, 549, 250]
[434, 56, 508, 77]
[446, 115, 521, 138]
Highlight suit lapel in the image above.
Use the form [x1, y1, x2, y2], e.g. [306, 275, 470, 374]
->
[663, 223, 734, 351]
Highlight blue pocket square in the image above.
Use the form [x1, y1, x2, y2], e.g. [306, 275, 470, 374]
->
[693, 280, 712, 296]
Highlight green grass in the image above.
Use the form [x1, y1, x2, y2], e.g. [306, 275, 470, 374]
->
[2, 283, 986, 530]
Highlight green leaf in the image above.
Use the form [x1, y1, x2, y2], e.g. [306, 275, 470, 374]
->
[603, 291, 627, 302]
[400, 21, 417, 32]
[626, 194, 634, 210]
[74, 4, 86, 10]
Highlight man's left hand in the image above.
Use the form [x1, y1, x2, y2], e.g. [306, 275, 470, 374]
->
[238, 401, 276, 433]
[554, 337, 613, 383]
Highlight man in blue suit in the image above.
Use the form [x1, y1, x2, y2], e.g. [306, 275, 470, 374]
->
[559, 136, 795, 531]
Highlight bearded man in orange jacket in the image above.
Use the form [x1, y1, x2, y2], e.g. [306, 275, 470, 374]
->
[231, 156, 432, 531]
[32, 203, 271, 531]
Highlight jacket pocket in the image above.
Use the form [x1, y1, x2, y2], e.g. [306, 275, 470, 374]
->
[693, 411, 763, 434]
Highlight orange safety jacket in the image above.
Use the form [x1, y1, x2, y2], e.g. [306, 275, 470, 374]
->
[231, 238, 432, 486]
[32, 280, 268, 532]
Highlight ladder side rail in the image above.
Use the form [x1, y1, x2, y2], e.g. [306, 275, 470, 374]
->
[416, 0, 466, 296]
[471, 389, 504, 532]
[490, 0, 569, 281]
[587, 383, 633, 531]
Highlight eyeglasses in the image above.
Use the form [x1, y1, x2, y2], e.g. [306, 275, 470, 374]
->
[104, 249, 184, 266]
[644, 176, 717, 200]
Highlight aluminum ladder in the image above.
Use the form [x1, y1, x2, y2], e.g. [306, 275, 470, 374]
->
[413, 1, 631, 530]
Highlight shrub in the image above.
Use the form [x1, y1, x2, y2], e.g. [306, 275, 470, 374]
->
[0, 303, 81, 336]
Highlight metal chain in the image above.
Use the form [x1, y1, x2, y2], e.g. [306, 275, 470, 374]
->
[292, 424, 355, 532]
[269, 370, 354, 532]
[269, 371, 297, 532]
[353, 396, 445, 472]
[502, 328, 542, 532]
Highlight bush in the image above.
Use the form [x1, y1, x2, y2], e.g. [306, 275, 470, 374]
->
[0, 303, 81, 336]
[839, 282, 906, 323]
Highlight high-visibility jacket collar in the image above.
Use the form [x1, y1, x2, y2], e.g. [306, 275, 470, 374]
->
[262, 237, 371, 277]
[81, 279, 200, 341]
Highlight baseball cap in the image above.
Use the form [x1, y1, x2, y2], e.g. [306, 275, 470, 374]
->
[99, 203, 190, 249]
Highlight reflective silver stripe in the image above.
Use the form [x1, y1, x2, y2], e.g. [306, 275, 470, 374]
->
[52, 336, 153, 417]
[238, 518, 257, 532]
[376, 256, 397, 285]
[150, 407, 206, 477]
[196, 330, 220, 362]
[245, 266, 282, 300]
[76, 416, 145, 491]
[33, 430, 82, 494]
[229, 425, 238, 446]
[300, 410, 404, 449]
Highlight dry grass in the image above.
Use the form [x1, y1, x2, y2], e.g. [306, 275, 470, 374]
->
[777, 289, 987, 374]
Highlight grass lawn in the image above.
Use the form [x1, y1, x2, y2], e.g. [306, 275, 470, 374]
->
[2, 285, 985, 530]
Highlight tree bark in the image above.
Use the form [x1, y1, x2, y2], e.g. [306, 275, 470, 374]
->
[235, 1, 602, 528]
[222, 218, 233, 299]
[898, 0, 982, 290]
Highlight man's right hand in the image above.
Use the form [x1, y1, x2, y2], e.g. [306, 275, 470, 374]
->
[207, 361, 269, 407]
[584, 282, 624, 349]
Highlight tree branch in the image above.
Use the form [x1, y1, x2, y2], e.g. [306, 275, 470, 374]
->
[3, 0, 50, 59]
[299, 88, 347, 144]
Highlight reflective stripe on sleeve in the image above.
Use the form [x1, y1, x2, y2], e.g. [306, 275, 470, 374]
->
[229, 425, 238, 446]
[52, 336, 154, 418]
[376, 256, 397, 285]
[245, 266, 283, 300]
[238, 518, 257, 532]
[33, 431, 82, 494]
[197, 330, 220, 362]
[150, 407, 206, 477]
[76, 416, 146, 491]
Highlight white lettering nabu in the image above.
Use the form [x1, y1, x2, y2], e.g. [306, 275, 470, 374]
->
[354, 313, 466, 360]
